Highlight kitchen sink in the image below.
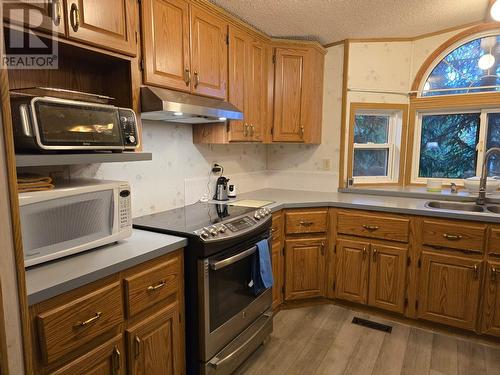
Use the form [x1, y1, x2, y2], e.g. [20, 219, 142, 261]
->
[425, 201, 485, 212]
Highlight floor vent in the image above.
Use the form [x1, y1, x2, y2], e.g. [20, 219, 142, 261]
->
[352, 317, 392, 333]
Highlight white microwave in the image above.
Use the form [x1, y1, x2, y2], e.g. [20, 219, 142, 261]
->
[19, 180, 132, 267]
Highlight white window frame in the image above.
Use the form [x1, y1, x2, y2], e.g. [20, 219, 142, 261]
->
[411, 108, 500, 185]
[352, 110, 402, 184]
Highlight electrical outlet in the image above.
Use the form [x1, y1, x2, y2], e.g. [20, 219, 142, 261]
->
[322, 158, 332, 171]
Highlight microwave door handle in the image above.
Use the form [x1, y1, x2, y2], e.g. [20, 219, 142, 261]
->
[210, 246, 257, 271]
[110, 194, 115, 231]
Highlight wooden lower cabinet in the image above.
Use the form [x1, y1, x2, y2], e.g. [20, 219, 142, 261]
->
[418, 252, 482, 331]
[335, 239, 369, 304]
[126, 303, 182, 375]
[368, 244, 407, 314]
[271, 240, 284, 309]
[51, 335, 124, 375]
[285, 236, 326, 300]
[481, 260, 500, 336]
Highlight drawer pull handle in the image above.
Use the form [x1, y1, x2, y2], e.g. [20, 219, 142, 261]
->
[194, 71, 200, 88]
[51, 0, 62, 26]
[362, 225, 379, 231]
[466, 264, 480, 280]
[443, 233, 462, 241]
[76, 311, 102, 327]
[320, 241, 325, 255]
[372, 248, 378, 261]
[112, 346, 121, 375]
[492, 266, 500, 282]
[362, 246, 368, 258]
[184, 68, 191, 86]
[147, 281, 166, 292]
[134, 336, 142, 358]
[299, 221, 314, 227]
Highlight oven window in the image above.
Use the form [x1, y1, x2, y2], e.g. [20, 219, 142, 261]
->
[209, 252, 259, 332]
[34, 100, 122, 146]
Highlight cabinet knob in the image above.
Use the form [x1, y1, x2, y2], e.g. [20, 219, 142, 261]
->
[362, 246, 367, 258]
[372, 248, 378, 261]
[112, 346, 121, 375]
[184, 68, 191, 86]
[244, 123, 249, 137]
[492, 266, 500, 282]
[299, 125, 304, 138]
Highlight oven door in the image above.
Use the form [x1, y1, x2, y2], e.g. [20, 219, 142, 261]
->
[30, 97, 124, 150]
[198, 235, 272, 361]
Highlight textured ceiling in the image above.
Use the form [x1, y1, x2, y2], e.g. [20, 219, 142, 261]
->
[209, 0, 490, 44]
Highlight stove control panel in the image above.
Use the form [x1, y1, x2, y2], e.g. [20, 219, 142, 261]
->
[194, 208, 271, 241]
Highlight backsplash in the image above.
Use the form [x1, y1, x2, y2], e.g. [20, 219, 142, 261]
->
[71, 121, 268, 217]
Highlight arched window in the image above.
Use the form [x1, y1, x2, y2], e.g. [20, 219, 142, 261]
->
[421, 33, 500, 96]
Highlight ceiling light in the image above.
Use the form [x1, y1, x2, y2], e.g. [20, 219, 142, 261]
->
[173, 112, 183, 116]
[491, 0, 500, 21]
[478, 53, 495, 70]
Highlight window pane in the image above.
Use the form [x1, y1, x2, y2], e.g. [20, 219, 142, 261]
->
[354, 115, 389, 144]
[419, 113, 480, 179]
[353, 149, 389, 177]
[487, 113, 500, 176]
[423, 35, 500, 96]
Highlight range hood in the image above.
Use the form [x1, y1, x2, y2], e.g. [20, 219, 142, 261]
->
[140, 86, 243, 124]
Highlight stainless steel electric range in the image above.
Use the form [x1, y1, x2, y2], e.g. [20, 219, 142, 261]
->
[134, 202, 273, 375]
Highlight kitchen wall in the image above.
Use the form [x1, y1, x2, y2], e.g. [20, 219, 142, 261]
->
[72, 122, 268, 217]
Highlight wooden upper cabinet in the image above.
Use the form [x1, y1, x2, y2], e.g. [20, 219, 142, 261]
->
[335, 239, 370, 304]
[51, 335, 124, 375]
[273, 48, 307, 142]
[3, 0, 66, 35]
[247, 40, 267, 141]
[141, 0, 191, 91]
[126, 303, 182, 375]
[418, 252, 482, 331]
[190, 6, 228, 99]
[66, 0, 137, 56]
[285, 237, 326, 300]
[227, 26, 250, 141]
[368, 244, 407, 314]
[481, 261, 500, 337]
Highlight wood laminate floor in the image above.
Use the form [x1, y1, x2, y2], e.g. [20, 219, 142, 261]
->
[235, 305, 500, 375]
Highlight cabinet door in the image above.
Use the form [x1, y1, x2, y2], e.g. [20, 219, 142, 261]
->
[285, 237, 326, 300]
[227, 26, 250, 141]
[3, 0, 66, 35]
[419, 252, 481, 331]
[271, 240, 284, 309]
[273, 48, 307, 142]
[66, 0, 137, 56]
[247, 40, 267, 142]
[127, 303, 182, 375]
[190, 6, 228, 99]
[368, 244, 407, 313]
[141, 0, 191, 91]
[336, 239, 369, 304]
[481, 261, 500, 336]
[51, 335, 124, 375]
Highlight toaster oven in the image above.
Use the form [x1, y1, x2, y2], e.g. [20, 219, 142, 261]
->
[11, 95, 139, 152]
[19, 180, 133, 267]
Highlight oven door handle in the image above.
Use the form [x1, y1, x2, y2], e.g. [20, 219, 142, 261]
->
[210, 245, 257, 270]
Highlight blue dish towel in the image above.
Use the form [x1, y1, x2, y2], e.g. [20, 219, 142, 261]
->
[250, 239, 274, 295]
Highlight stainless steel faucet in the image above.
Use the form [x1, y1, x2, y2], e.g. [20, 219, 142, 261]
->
[476, 147, 500, 205]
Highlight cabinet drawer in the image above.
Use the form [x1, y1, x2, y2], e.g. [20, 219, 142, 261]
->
[488, 228, 500, 256]
[422, 220, 486, 254]
[124, 253, 182, 318]
[272, 212, 283, 242]
[36, 282, 123, 365]
[285, 209, 328, 234]
[337, 212, 409, 243]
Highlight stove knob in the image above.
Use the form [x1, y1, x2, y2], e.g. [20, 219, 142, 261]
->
[120, 116, 128, 123]
[126, 135, 136, 144]
[218, 225, 226, 233]
[200, 230, 209, 239]
[209, 228, 218, 236]
[254, 213, 261, 220]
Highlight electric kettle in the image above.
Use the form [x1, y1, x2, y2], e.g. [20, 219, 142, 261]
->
[214, 176, 230, 201]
